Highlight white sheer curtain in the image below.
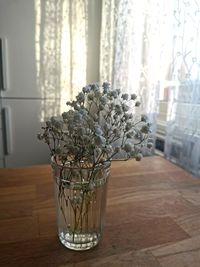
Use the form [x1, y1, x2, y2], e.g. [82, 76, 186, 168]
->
[100, 0, 200, 176]
[36, 0, 170, 124]
[165, 0, 200, 176]
[35, 0, 200, 175]
[100, 0, 173, 130]
[35, 0, 88, 120]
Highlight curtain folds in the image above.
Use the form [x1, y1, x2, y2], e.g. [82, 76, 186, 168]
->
[100, 0, 173, 140]
[35, 0, 88, 120]
[36, 0, 200, 175]
[101, 0, 200, 175]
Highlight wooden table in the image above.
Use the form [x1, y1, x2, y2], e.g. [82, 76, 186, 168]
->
[0, 156, 200, 267]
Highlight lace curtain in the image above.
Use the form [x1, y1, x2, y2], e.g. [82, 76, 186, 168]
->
[165, 0, 200, 176]
[101, 0, 200, 175]
[100, 0, 173, 130]
[36, 0, 200, 175]
[35, 0, 88, 120]
[36, 0, 169, 125]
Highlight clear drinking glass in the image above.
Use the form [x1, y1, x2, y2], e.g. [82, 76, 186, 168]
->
[51, 159, 110, 251]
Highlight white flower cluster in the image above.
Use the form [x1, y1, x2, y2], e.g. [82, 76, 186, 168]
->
[38, 82, 153, 167]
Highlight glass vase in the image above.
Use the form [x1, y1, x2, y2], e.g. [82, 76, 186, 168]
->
[51, 159, 111, 251]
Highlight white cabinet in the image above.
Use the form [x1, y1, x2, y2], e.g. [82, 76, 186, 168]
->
[0, 100, 4, 165]
[2, 99, 50, 167]
[0, 0, 39, 98]
[0, 130, 3, 162]
[0, 0, 55, 167]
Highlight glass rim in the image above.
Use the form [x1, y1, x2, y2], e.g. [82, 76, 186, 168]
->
[51, 156, 111, 171]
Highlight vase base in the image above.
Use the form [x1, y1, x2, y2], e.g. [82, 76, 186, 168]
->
[59, 232, 101, 251]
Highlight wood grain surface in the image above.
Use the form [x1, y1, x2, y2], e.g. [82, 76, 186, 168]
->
[0, 156, 200, 267]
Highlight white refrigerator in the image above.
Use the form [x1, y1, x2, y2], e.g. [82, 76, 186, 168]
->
[0, 0, 55, 167]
